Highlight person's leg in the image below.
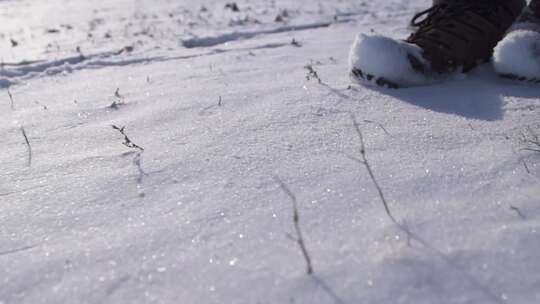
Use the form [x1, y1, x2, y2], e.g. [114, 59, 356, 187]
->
[493, 0, 540, 83]
[349, 0, 525, 88]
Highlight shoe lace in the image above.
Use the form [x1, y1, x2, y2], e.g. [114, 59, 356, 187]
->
[410, 1, 504, 29]
[410, 5, 445, 27]
[408, 0, 510, 72]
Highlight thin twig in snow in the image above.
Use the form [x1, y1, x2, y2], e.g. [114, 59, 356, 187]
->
[348, 114, 506, 304]
[311, 276, 346, 304]
[113, 125, 146, 197]
[109, 88, 126, 109]
[523, 160, 531, 174]
[133, 152, 147, 183]
[112, 125, 144, 151]
[114, 88, 123, 99]
[364, 119, 391, 136]
[0, 245, 35, 256]
[20, 126, 32, 167]
[304, 64, 322, 84]
[401, 219, 412, 247]
[291, 38, 302, 47]
[510, 206, 526, 219]
[7, 89, 14, 110]
[274, 176, 314, 275]
[350, 113, 398, 224]
[133, 152, 147, 197]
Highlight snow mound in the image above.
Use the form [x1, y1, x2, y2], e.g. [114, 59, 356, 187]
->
[348, 34, 434, 87]
[493, 30, 540, 79]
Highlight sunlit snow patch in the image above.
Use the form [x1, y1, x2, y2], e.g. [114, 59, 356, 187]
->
[493, 30, 540, 82]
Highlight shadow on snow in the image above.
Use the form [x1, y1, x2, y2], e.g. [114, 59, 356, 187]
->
[373, 65, 540, 121]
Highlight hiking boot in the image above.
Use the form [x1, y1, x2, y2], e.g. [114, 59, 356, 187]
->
[493, 0, 540, 83]
[407, 0, 525, 73]
[532, 0, 540, 16]
[349, 0, 525, 88]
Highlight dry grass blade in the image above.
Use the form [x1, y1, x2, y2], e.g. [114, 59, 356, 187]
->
[20, 126, 32, 167]
[304, 64, 322, 84]
[510, 206, 526, 219]
[348, 114, 505, 304]
[114, 88, 123, 99]
[112, 125, 144, 151]
[7, 89, 15, 110]
[350, 113, 398, 224]
[273, 175, 314, 275]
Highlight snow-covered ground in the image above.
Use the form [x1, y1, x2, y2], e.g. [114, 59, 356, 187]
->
[1, 0, 539, 303]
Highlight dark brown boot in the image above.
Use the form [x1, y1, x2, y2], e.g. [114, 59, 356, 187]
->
[408, 0, 525, 73]
[349, 0, 525, 88]
[531, 0, 540, 17]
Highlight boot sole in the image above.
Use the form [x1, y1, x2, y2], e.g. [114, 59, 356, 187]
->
[350, 68, 400, 89]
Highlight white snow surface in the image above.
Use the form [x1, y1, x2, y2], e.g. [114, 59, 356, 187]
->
[494, 29, 540, 79]
[1, 1, 540, 304]
[349, 34, 436, 87]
